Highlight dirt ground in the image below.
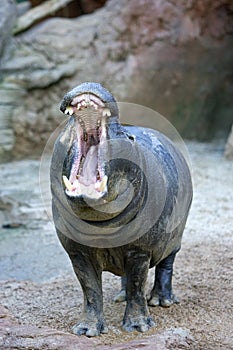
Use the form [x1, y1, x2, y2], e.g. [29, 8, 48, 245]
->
[0, 141, 233, 349]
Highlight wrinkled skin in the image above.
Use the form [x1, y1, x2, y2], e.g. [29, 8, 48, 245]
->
[50, 82, 193, 337]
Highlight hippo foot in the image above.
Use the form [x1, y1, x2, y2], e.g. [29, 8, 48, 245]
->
[72, 319, 108, 337]
[147, 292, 180, 307]
[122, 315, 155, 333]
[113, 289, 126, 303]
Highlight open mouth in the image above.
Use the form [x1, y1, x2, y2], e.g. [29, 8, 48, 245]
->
[62, 93, 111, 199]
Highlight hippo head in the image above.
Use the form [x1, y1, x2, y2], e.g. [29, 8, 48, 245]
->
[59, 82, 122, 201]
[54, 82, 146, 224]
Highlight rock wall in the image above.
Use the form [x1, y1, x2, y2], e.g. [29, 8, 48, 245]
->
[0, 0, 19, 161]
[0, 0, 233, 159]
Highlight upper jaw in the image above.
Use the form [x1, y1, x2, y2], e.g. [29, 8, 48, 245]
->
[61, 92, 112, 200]
[63, 92, 112, 118]
[60, 82, 118, 117]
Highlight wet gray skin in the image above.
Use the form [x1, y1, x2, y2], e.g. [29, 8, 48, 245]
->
[50, 82, 193, 337]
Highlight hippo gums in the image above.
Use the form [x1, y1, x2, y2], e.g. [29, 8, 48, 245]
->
[50, 82, 193, 337]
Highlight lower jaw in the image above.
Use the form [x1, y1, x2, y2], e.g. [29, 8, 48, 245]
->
[65, 188, 124, 222]
[65, 175, 136, 222]
[64, 175, 108, 200]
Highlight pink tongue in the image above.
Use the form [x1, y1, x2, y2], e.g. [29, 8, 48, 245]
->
[80, 146, 98, 185]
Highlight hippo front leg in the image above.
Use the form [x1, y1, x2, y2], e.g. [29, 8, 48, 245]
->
[148, 250, 180, 307]
[123, 250, 155, 332]
[69, 252, 108, 337]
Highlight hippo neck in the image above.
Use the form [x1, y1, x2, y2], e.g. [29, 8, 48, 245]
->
[77, 160, 147, 228]
[67, 121, 147, 225]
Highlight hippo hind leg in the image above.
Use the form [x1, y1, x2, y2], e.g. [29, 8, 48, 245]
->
[148, 250, 180, 307]
[113, 276, 127, 303]
[122, 251, 155, 332]
[114, 250, 179, 307]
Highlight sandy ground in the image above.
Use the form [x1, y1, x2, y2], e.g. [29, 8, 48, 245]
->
[0, 140, 233, 349]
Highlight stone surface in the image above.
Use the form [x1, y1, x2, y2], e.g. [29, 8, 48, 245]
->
[0, 0, 232, 159]
[224, 124, 233, 159]
[0, 304, 193, 350]
[101, 328, 194, 350]
[0, 305, 98, 350]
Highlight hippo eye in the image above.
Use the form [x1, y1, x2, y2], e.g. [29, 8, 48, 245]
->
[127, 134, 135, 142]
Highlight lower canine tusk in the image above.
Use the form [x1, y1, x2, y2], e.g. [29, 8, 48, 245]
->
[63, 175, 73, 192]
[99, 175, 108, 192]
[102, 108, 111, 117]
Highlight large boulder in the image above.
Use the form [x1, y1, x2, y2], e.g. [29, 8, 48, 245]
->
[0, 0, 233, 159]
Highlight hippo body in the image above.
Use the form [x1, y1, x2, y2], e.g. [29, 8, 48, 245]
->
[50, 82, 192, 336]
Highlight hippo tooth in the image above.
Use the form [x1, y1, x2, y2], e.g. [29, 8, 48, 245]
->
[99, 175, 108, 192]
[85, 95, 91, 104]
[65, 107, 74, 115]
[102, 108, 111, 117]
[62, 175, 73, 192]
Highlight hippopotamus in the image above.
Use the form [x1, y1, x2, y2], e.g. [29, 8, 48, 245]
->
[50, 82, 193, 337]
